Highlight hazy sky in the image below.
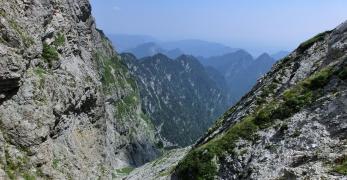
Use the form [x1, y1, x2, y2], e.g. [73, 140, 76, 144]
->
[90, 0, 347, 54]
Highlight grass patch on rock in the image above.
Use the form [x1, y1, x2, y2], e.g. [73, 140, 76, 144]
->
[34, 67, 46, 78]
[42, 43, 59, 66]
[52, 33, 65, 47]
[114, 167, 134, 175]
[297, 31, 331, 53]
[333, 155, 347, 175]
[8, 19, 34, 47]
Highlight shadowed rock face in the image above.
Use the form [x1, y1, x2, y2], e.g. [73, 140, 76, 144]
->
[0, 0, 160, 179]
[0, 77, 20, 104]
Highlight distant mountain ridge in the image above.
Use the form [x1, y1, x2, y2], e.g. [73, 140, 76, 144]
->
[111, 34, 280, 104]
[108, 34, 239, 58]
[159, 39, 239, 57]
[125, 45, 278, 105]
[107, 34, 157, 52]
[200, 50, 277, 103]
[122, 53, 231, 146]
[125, 42, 184, 59]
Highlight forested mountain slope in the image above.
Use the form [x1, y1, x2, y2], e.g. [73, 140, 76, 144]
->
[122, 53, 230, 146]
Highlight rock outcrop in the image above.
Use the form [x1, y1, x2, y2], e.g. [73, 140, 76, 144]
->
[0, 0, 160, 179]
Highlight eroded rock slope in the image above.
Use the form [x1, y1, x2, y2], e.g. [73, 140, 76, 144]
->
[0, 0, 160, 179]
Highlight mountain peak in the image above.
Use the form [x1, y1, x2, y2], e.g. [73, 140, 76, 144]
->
[256, 53, 273, 60]
[176, 54, 195, 60]
[152, 53, 170, 59]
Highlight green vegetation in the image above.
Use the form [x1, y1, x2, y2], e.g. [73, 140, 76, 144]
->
[42, 43, 59, 66]
[52, 159, 59, 169]
[52, 33, 65, 47]
[298, 31, 331, 53]
[94, 53, 129, 92]
[159, 170, 172, 177]
[260, 83, 277, 98]
[140, 112, 156, 130]
[0, 36, 5, 44]
[276, 57, 293, 71]
[176, 66, 339, 179]
[99, 165, 107, 176]
[302, 67, 333, 90]
[256, 83, 278, 105]
[337, 66, 347, 80]
[22, 173, 36, 180]
[281, 57, 291, 64]
[34, 67, 46, 78]
[8, 19, 34, 47]
[114, 93, 139, 119]
[115, 167, 134, 175]
[4, 149, 35, 180]
[123, 93, 138, 105]
[207, 107, 237, 135]
[127, 78, 137, 90]
[0, 9, 5, 17]
[41, 32, 66, 67]
[291, 129, 301, 138]
[94, 51, 145, 124]
[333, 155, 347, 175]
[283, 87, 313, 112]
[254, 102, 280, 129]
[176, 116, 257, 180]
[31, 67, 47, 91]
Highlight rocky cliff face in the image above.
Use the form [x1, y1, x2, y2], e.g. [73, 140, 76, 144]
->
[0, 0, 160, 179]
[122, 53, 230, 147]
[125, 21, 347, 179]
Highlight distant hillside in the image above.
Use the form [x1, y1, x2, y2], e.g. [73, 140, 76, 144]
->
[200, 50, 277, 102]
[122, 53, 231, 146]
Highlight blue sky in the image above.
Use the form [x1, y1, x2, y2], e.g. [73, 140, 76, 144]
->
[90, 0, 347, 54]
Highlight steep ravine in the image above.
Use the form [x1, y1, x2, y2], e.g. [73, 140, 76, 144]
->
[0, 0, 160, 179]
[126, 21, 347, 179]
